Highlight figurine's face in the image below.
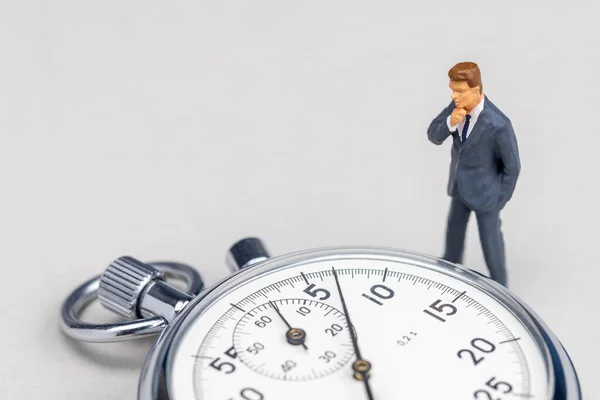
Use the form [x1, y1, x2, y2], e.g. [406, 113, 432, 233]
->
[449, 80, 481, 110]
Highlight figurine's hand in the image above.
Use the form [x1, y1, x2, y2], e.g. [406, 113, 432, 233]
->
[450, 108, 467, 126]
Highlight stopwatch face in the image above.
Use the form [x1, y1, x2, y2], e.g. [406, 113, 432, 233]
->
[162, 248, 553, 399]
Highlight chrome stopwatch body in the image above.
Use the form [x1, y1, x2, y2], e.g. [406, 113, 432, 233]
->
[61, 238, 582, 400]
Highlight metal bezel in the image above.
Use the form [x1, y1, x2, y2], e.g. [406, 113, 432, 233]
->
[137, 246, 581, 400]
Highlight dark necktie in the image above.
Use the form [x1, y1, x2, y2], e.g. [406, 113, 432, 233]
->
[461, 114, 471, 143]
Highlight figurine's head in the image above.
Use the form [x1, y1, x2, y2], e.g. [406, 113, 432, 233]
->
[448, 62, 484, 111]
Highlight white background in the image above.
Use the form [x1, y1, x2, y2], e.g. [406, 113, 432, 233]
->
[1, 1, 598, 399]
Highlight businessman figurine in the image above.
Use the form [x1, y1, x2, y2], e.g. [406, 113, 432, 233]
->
[427, 61, 520, 287]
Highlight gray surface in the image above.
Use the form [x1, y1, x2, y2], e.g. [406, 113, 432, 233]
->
[1, 1, 598, 398]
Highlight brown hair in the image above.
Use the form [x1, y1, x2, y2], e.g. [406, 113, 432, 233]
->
[448, 62, 482, 93]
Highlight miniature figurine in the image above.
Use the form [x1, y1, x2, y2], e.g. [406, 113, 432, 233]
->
[427, 61, 520, 287]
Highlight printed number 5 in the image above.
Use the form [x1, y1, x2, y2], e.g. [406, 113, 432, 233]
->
[303, 284, 331, 300]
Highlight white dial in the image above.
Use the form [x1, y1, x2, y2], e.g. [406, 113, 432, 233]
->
[169, 253, 551, 400]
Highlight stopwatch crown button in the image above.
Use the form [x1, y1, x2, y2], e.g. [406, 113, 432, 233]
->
[98, 256, 165, 318]
[226, 237, 270, 272]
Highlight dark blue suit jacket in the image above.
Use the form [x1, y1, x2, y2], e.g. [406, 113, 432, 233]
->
[427, 96, 521, 213]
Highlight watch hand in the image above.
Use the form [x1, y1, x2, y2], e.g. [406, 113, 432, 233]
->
[332, 267, 375, 400]
[269, 300, 308, 350]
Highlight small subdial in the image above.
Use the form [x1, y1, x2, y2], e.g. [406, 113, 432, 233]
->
[232, 298, 354, 381]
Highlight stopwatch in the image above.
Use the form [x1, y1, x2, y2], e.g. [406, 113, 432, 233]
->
[60, 237, 581, 399]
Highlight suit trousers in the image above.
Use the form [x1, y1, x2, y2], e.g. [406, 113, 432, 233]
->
[442, 190, 507, 286]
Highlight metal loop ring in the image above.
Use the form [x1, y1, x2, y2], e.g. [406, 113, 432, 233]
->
[60, 261, 203, 343]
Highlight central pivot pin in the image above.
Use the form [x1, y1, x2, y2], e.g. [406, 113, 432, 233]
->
[352, 359, 372, 380]
[286, 328, 307, 346]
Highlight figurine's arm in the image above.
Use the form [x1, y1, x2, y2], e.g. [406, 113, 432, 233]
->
[427, 102, 457, 145]
[496, 121, 521, 208]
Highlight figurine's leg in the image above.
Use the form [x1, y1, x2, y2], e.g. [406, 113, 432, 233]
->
[475, 211, 507, 286]
[442, 194, 471, 264]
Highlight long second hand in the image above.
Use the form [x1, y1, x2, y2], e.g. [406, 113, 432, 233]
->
[332, 267, 375, 400]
